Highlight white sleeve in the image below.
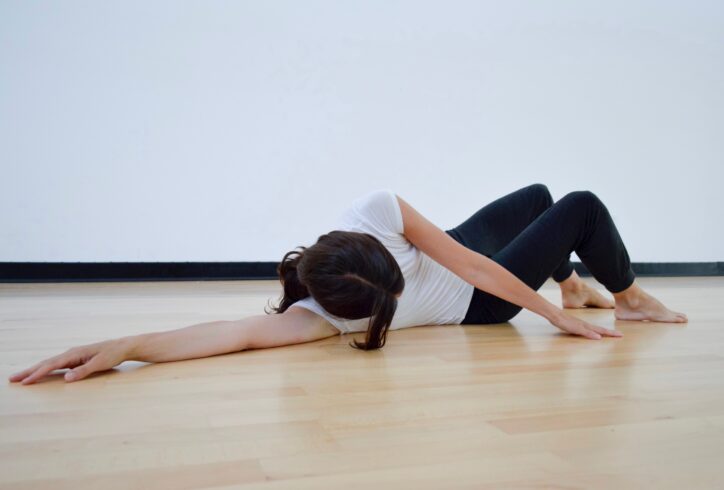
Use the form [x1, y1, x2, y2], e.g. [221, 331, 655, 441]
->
[290, 296, 370, 334]
[340, 188, 404, 237]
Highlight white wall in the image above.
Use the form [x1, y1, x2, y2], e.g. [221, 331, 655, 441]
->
[1, 1, 722, 263]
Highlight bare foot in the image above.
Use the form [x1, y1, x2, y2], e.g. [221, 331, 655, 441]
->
[562, 282, 615, 309]
[613, 282, 688, 323]
[559, 271, 615, 309]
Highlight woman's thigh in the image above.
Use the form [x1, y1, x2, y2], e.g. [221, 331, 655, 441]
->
[445, 183, 554, 258]
[455, 191, 591, 324]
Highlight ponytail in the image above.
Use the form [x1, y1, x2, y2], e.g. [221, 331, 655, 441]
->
[350, 289, 398, 351]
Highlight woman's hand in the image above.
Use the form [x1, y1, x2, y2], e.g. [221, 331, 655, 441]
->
[8, 337, 134, 385]
[549, 310, 624, 340]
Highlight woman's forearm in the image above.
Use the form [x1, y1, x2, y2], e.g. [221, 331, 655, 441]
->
[470, 255, 564, 323]
[124, 319, 252, 363]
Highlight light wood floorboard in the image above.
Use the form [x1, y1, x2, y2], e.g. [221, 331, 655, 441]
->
[1, 277, 723, 489]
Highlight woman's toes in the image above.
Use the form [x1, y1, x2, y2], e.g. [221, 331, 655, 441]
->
[615, 293, 688, 324]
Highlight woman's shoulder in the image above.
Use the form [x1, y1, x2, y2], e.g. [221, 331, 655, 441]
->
[336, 188, 404, 238]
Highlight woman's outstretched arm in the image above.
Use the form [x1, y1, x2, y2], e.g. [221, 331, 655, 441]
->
[8, 307, 339, 385]
[397, 194, 623, 340]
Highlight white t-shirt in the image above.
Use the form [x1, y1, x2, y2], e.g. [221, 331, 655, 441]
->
[289, 188, 475, 334]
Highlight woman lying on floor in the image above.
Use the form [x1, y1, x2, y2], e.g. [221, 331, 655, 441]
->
[9, 184, 687, 385]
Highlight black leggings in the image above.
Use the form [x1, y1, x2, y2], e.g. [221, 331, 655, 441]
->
[445, 183, 636, 324]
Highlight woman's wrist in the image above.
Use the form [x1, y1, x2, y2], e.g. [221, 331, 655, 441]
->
[540, 302, 565, 324]
[116, 334, 144, 361]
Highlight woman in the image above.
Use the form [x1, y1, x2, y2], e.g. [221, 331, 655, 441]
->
[9, 184, 687, 385]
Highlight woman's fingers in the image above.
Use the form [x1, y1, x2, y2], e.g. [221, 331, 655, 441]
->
[10, 350, 85, 385]
[9, 361, 45, 382]
[9, 356, 63, 383]
[587, 323, 624, 338]
[18, 356, 75, 385]
[573, 321, 622, 340]
[576, 322, 622, 340]
[65, 355, 107, 382]
[581, 328, 602, 340]
[9, 342, 122, 385]
[551, 312, 624, 341]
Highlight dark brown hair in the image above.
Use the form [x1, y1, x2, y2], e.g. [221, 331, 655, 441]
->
[265, 230, 405, 350]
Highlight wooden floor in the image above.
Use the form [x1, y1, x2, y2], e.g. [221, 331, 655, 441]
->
[1, 276, 723, 489]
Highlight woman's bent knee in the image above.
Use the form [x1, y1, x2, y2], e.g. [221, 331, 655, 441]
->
[528, 183, 550, 195]
[528, 183, 553, 206]
[562, 190, 602, 207]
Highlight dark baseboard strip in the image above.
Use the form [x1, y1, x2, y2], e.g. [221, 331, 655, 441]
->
[0, 261, 721, 283]
[574, 262, 723, 277]
[0, 262, 279, 283]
